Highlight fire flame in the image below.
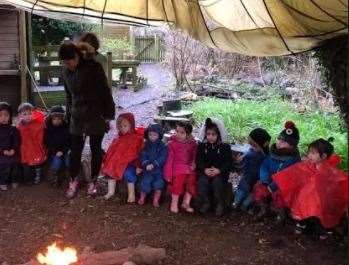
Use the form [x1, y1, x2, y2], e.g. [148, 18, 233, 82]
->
[37, 243, 78, 265]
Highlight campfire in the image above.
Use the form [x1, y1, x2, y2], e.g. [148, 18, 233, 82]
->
[21, 243, 165, 265]
[37, 243, 77, 265]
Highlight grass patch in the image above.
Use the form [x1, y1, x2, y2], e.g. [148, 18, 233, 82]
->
[189, 97, 348, 170]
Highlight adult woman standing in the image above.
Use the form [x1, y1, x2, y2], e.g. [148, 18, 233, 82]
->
[59, 41, 115, 198]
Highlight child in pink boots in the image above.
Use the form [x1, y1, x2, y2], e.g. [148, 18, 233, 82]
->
[164, 122, 197, 213]
[138, 124, 168, 207]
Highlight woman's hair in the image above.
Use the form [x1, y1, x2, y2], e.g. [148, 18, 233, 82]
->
[204, 118, 221, 142]
[176, 121, 193, 135]
[59, 42, 82, 60]
[79, 32, 100, 51]
[308, 137, 334, 158]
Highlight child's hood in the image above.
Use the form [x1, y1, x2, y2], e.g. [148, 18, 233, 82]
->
[145, 123, 163, 142]
[117, 112, 136, 135]
[198, 118, 229, 143]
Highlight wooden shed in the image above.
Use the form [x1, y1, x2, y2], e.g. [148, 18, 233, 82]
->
[0, 3, 29, 110]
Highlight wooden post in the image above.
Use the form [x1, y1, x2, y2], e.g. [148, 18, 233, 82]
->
[26, 12, 33, 99]
[130, 26, 136, 57]
[19, 10, 28, 101]
[154, 34, 160, 62]
[107, 52, 113, 88]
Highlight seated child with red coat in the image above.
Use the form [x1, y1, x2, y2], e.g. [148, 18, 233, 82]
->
[271, 138, 348, 239]
[101, 112, 144, 203]
[17, 103, 47, 184]
[252, 121, 301, 219]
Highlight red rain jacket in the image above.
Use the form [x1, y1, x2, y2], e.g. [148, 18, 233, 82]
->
[17, 111, 47, 166]
[101, 113, 144, 180]
[273, 155, 348, 228]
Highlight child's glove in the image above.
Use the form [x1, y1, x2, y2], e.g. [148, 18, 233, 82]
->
[3, 149, 15, 156]
[146, 164, 154, 171]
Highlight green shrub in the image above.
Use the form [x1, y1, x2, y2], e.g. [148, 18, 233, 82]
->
[189, 97, 348, 170]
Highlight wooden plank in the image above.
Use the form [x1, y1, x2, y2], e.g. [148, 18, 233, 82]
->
[0, 54, 17, 62]
[0, 33, 19, 41]
[0, 27, 18, 34]
[0, 41, 19, 48]
[0, 61, 15, 69]
[0, 69, 19, 75]
[0, 49, 19, 55]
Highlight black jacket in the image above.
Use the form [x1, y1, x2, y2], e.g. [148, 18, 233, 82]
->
[44, 119, 70, 155]
[0, 124, 20, 165]
[196, 142, 232, 178]
[62, 58, 115, 135]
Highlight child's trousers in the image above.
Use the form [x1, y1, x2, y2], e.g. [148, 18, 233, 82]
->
[171, 174, 196, 196]
[140, 171, 165, 194]
[0, 165, 11, 185]
[50, 154, 70, 172]
[123, 165, 137, 183]
[198, 175, 226, 205]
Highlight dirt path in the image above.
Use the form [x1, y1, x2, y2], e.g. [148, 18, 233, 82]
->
[116, 63, 176, 126]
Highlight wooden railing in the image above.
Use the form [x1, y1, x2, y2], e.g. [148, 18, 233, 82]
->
[32, 46, 140, 88]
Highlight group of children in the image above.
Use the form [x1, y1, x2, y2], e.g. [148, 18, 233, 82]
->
[0, 101, 348, 240]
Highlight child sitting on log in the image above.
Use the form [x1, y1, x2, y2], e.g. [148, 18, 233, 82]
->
[0, 102, 20, 191]
[138, 123, 168, 207]
[252, 121, 301, 219]
[271, 138, 348, 239]
[17, 103, 47, 185]
[164, 121, 197, 213]
[44, 105, 71, 187]
[196, 118, 232, 217]
[101, 112, 144, 203]
[232, 128, 271, 212]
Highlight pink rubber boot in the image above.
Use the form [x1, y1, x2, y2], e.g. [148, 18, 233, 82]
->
[138, 192, 147, 205]
[170, 194, 179, 213]
[152, 190, 162, 208]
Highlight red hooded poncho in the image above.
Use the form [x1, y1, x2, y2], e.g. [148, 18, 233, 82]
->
[17, 110, 47, 166]
[101, 113, 144, 180]
[273, 155, 348, 228]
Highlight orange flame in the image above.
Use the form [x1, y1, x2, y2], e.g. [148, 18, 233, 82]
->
[37, 243, 78, 265]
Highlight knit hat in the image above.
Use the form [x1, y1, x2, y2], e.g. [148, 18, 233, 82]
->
[49, 105, 65, 117]
[18, 102, 34, 113]
[278, 121, 300, 146]
[0, 102, 13, 123]
[249, 128, 271, 149]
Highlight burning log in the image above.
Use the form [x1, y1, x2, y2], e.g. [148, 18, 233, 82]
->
[20, 244, 166, 265]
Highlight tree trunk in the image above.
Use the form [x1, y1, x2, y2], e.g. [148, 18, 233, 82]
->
[314, 36, 348, 126]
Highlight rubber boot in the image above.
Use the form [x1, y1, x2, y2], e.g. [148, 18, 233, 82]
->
[170, 194, 179, 213]
[104, 179, 116, 200]
[87, 182, 97, 196]
[138, 191, 147, 205]
[47, 168, 58, 187]
[181, 192, 194, 213]
[33, 167, 42, 185]
[127, 183, 136, 203]
[152, 190, 162, 208]
[66, 179, 78, 199]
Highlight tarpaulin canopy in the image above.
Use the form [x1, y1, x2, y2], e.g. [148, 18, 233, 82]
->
[2, 0, 348, 56]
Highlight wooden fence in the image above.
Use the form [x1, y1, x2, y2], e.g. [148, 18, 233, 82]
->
[134, 35, 165, 63]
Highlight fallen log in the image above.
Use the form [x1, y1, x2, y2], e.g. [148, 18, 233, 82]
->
[20, 244, 166, 265]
